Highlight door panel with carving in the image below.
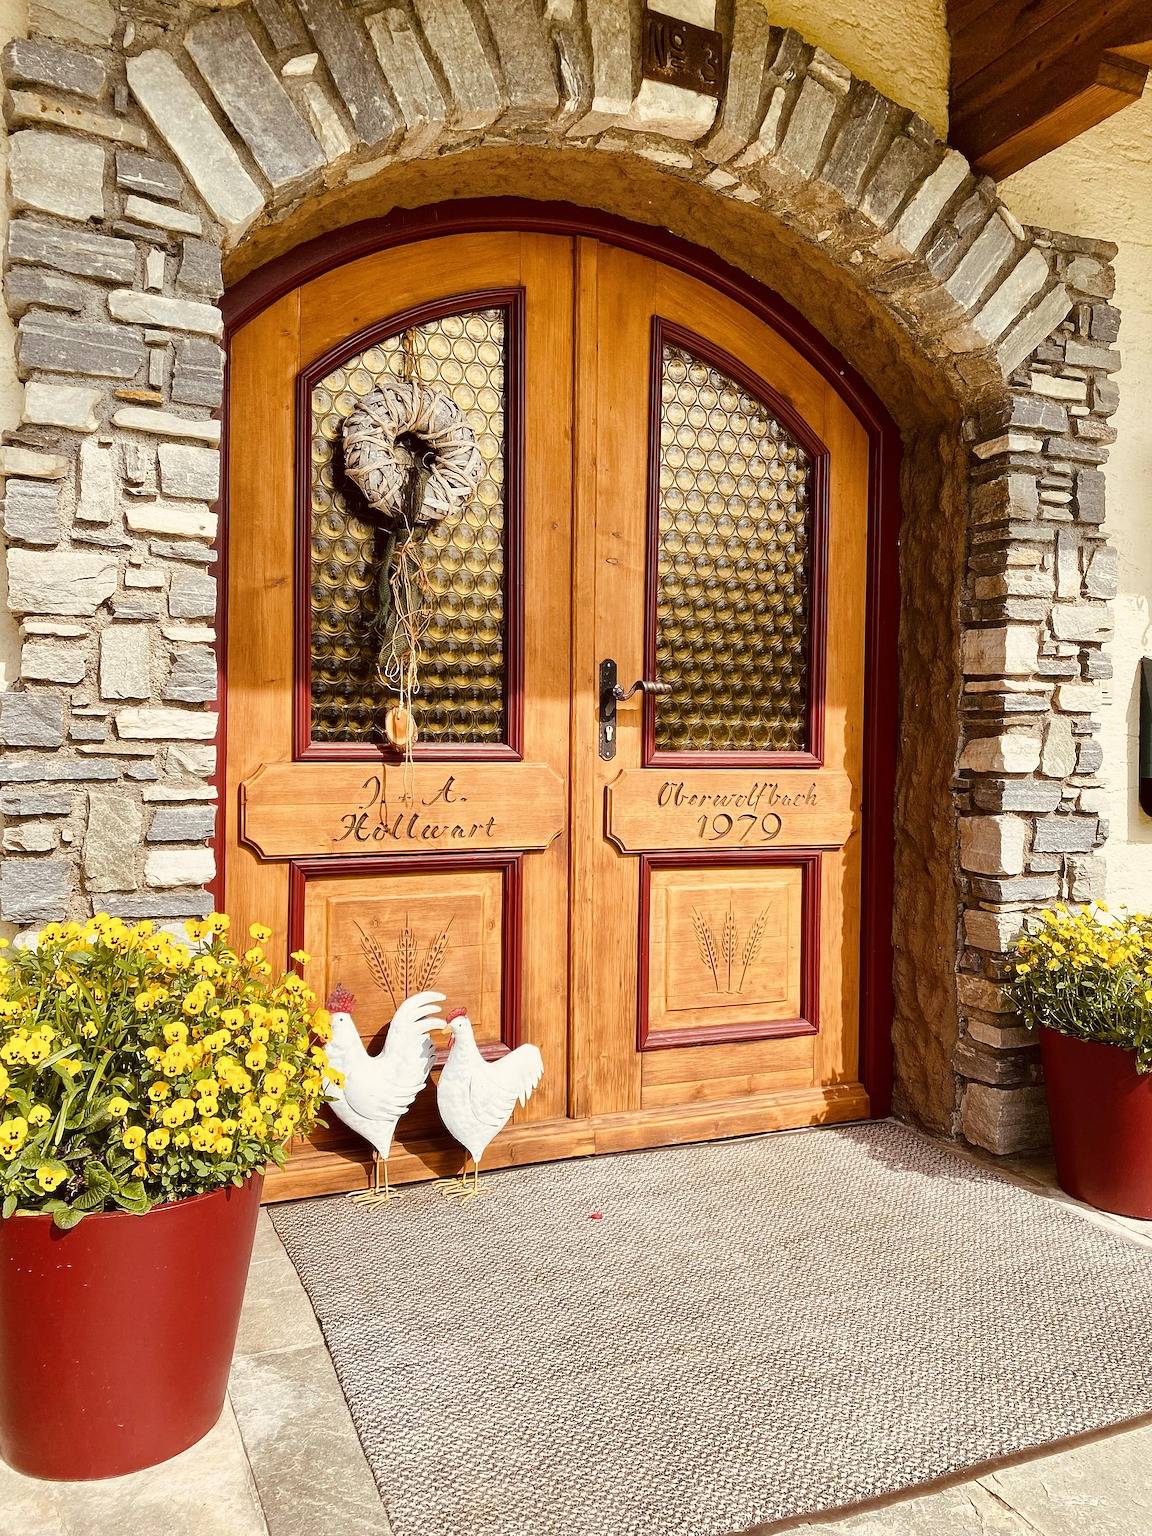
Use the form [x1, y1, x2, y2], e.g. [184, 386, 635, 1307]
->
[226, 234, 574, 1194]
[570, 241, 869, 1127]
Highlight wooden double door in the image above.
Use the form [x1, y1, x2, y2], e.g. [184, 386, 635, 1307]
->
[226, 229, 872, 1199]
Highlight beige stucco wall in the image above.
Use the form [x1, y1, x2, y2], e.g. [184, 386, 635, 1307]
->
[759, 0, 949, 133]
[1003, 89, 1152, 912]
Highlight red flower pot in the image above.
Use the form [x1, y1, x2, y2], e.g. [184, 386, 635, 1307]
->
[1041, 1027, 1152, 1219]
[0, 1174, 262, 1480]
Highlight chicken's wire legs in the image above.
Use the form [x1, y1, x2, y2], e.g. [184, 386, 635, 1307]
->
[437, 1154, 482, 1203]
[348, 1151, 401, 1206]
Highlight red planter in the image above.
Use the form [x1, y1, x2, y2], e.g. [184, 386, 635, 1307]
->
[1041, 1027, 1152, 1219]
[0, 1174, 263, 1480]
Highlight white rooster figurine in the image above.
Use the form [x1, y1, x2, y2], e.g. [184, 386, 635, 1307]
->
[436, 1006, 544, 1200]
[324, 984, 445, 1206]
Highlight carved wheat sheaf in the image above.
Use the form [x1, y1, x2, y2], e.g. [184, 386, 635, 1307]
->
[357, 917, 454, 1009]
[692, 902, 772, 994]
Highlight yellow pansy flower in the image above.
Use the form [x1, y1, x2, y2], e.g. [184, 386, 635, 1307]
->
[35, 1165, 66, 1193]
[146, 1128, 170, 1152]
[249, 923, 272, 944]
[27, 1105, 51, 1128]
[162, 1045, 190, 1077]
[107, 1096, 130, 1118]
[122, 1126, 145, 1150]
[0, 1116, 28, 1157]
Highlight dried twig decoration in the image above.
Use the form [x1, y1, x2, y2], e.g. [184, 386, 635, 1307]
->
[342, 374, 484, 777]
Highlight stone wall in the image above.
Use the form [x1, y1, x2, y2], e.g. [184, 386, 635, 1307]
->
[1001, 93, 1152, 918]
[954, 231, 1120, 1150]
[0, 0, 1123, 1154]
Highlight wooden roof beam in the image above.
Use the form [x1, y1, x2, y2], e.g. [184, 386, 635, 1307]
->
[949, 0, 1152, 180]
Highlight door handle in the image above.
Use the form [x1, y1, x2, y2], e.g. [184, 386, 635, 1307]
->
[599, 659, 672, 761]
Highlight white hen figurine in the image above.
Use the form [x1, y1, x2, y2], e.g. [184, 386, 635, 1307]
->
[324, 984, 445, 1206]
[436, 1006, 544, 1200]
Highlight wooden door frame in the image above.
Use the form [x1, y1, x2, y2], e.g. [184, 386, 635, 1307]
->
[216, 197, 902, 1119]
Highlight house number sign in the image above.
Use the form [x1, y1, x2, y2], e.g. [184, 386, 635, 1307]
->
[606, 769, 857, 853]
[641, 7, 723, 97]
[240, 761, 565, 859]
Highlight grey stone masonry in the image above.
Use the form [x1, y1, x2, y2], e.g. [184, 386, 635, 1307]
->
[954, 231, 1122, 1155]
[0, 2, 1120, 1158]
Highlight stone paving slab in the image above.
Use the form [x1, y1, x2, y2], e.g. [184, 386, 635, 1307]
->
[777, 1421, 1152, 1535]
[227, 1210, 393, 1536]
[0, 1399, 267, 1536]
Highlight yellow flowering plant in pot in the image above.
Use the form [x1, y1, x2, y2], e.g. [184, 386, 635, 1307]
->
[1008, 902, 1152, 1220]
[0, 911, 338, 1225]
[0, 911, 343, 1482]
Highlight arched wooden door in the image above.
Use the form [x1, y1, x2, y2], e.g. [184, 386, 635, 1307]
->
[225, 229, 875, 1199]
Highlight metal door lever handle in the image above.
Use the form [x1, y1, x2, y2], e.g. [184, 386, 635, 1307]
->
[598, 659, 672, 760]
[613, 678, 673, 702]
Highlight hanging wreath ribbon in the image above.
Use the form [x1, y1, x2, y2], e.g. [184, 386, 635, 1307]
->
[341, 377, 484, 773]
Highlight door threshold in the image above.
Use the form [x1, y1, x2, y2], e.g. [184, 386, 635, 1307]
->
[263, 1082, 870, 1201]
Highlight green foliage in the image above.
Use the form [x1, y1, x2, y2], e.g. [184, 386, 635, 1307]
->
[1008, 904, 1152, 1072]
[0, 914, 339, 1227]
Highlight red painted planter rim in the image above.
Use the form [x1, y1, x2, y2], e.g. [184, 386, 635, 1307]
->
[3, 1173, 263, 1229]
[1041, 1025, 1139, 1061]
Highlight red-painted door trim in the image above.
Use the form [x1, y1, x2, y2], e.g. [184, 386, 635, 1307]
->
[217, 197, 901, 1119]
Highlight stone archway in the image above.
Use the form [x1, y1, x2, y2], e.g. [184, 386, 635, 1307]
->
[0, 1, 1119, 1155]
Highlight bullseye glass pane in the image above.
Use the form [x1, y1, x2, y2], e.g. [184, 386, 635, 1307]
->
[309, 307, 507, 746]
[653, 340, 813, 755]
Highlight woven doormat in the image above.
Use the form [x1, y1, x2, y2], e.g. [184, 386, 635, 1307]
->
[271, 1122, 1152, 1536]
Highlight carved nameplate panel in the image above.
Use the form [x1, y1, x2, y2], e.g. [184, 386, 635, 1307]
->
[606, 770, 857, 853]
[241, 762, 565, 859]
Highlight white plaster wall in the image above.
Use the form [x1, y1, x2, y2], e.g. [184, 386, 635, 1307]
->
[1003, 88, 1152, 911]
[0, 0, 25, 691]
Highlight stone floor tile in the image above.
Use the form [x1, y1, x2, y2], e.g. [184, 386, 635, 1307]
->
[234, 1226, 326, 1358]
[978, 1424, 1152, 1535]
[228, 1344, 391, 1536]
[746, 1482, 1035, 1533]
[250, 1207, 286, 1262]
[0, 1401, 267, 1536]
[0, 1460, 73, 1536]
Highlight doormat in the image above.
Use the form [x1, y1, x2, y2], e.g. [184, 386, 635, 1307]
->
[270, 1123, 1152, 1536]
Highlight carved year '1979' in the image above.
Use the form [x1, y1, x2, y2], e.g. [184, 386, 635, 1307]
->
[696, 811, 783, 843]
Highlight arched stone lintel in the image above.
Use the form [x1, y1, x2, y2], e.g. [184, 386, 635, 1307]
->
[126, 3, 1070, 405]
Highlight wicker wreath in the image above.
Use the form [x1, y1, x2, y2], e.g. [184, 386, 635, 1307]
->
[342, 378, 484, 529]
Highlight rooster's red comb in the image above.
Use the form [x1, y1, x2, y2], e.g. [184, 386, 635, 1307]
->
[445, 1005, 468, 1022]
[326, 984, 355, 1014]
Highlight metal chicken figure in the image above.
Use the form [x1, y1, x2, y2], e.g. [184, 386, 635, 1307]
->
[323, 985, 445, 1206]
[436, 1006, 545, 1201]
